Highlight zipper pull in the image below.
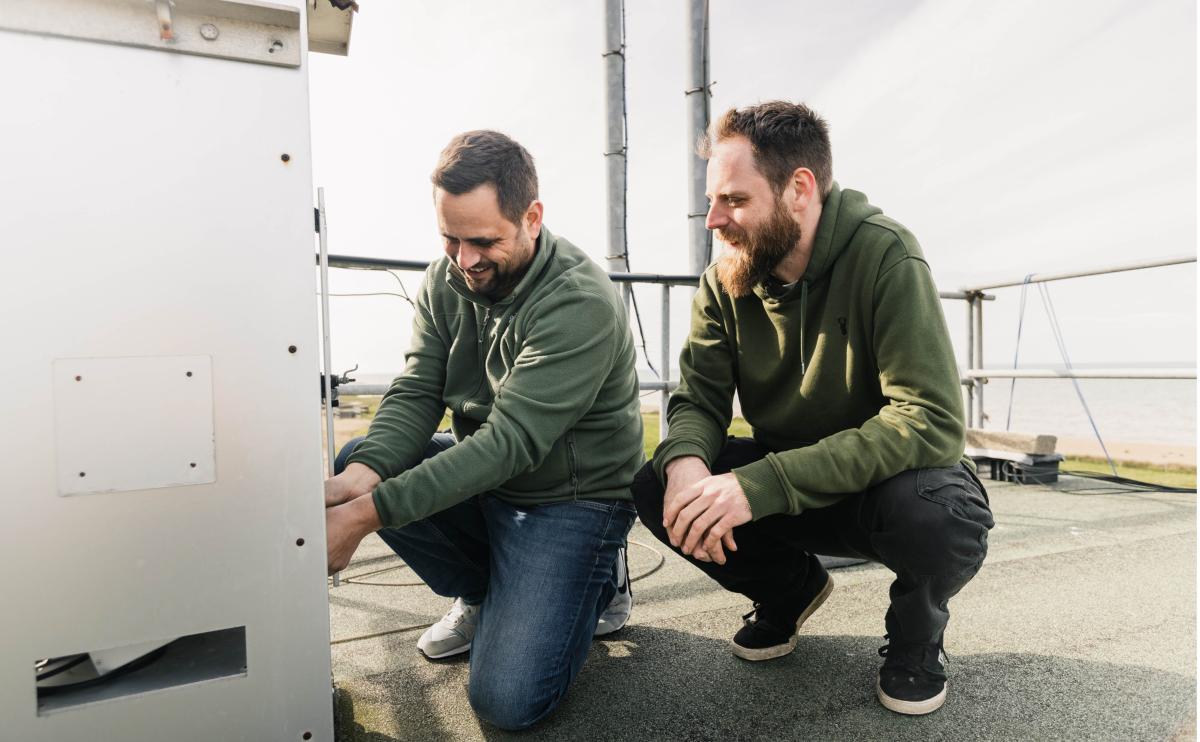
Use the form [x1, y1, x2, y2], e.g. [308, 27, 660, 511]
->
[479, 309, 491, 344]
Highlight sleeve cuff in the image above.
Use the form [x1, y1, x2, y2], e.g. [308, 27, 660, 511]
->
[733, 456, 794, 520]
[651, 440, 713, 485]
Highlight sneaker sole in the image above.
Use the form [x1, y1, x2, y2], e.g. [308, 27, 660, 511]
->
[876, 679, 947, 715]
[731, 574, 835, 661]
[417, 642, 471, 661]
[594, 614, 628, 637]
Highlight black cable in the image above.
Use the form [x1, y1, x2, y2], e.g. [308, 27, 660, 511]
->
[614, 1, 661, 380]
[998, 460, 1195, 494]
[35, 655, 88, 682]
[37, 646, 171, 697]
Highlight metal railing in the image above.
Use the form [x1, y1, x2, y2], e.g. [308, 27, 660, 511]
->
[319, 252, 1055, 436]
[325, 252, 1196, 437]
[958, 254, 1196, 428]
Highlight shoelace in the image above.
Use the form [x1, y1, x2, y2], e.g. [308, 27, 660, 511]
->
[742, 602, 763, 624]
[877, 634, 949, 666]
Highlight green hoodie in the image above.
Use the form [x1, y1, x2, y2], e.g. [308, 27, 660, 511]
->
[348, 227, 644, 529]
[653, 184, 966, 520]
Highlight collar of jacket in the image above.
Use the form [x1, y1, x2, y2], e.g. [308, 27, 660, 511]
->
[444, 226, 558, 308]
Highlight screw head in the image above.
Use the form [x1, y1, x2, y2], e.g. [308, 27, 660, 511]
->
[288, 345, 298, 354]
[199, 23, 219, 41]
[281, 153, 291, 163]
[296, 538, 305, 547]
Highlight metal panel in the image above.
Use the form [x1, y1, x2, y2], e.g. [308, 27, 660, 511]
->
[0, 0, 302, 68]
[0, 0, 333, 738]
[53, 356, 216, 496]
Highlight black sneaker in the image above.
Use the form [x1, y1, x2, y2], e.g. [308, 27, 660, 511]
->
[731, 557, 834, 661]
[876, 634, 948, 715]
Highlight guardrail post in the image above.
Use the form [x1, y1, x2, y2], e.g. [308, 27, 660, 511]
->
[660, 284, 671, 441]
[973, 292, 985, 428]
[965, 296, 975, 428]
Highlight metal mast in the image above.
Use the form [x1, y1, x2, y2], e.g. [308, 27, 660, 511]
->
[686, 0, 712, 276]
[603, 0, 628, 275]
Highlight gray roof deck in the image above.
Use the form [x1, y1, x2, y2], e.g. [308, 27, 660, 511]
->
[329, 476, 1196, 741]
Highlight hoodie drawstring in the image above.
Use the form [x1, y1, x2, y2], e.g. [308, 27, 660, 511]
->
[799, 279, 808, 375]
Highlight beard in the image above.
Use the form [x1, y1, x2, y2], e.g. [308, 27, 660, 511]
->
[714, 199, 803, 298]
[448, 232, 535, 300]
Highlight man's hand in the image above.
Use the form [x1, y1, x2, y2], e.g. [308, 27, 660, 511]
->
[325, 493, 383, 575]
[324, 462, 381, 509]
[663, 471, 752, 565]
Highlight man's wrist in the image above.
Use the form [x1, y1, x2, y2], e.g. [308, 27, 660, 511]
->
[342, 462, 382, 492]
[348, 490, 383, 534]
[665, 455, 709, 480]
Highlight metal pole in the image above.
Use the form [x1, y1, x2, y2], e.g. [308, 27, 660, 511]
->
[960, 254, 1195, 292]
[966, 368, 1197, 380]
[317, 187, 340, 588]
[965, 297, 975, 428]
[603, 0, 628, 275]
[973, 294, 984, 428]
[660, 284, 671, 441]
[686, 0, 711, 277]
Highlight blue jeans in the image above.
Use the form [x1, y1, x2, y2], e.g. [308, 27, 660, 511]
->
[336, 434, 636, 730]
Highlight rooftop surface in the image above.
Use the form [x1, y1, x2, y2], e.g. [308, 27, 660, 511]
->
[329, 475, 1196, 741]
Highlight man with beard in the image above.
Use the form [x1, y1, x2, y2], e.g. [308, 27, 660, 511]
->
[323, 130, 644, 730]
[631, 101, 994, 715]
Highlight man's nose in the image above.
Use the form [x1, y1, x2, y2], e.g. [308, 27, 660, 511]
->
[705, 202, 727, 231]
[457, 244, 482, 270]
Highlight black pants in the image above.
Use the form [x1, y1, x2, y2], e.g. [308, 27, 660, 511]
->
[632, 438, 995, 645]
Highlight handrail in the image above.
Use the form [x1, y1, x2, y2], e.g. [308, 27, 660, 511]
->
[959, 254, 1195, 293]
[966, 368, 1195, 380]
[320, 253, 981, 297]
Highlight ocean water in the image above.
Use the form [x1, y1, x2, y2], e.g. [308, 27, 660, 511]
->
[979, 378, 1194, 446]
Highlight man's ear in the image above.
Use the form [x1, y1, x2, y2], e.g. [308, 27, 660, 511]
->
[523, 200, 544, 240]
[787, 167, 819, 215]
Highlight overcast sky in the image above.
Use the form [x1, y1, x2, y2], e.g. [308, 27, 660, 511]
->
[309, 0, 1196, 377]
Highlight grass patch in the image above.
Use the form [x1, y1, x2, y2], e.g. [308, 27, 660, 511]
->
[1062, 457, 1195, 489]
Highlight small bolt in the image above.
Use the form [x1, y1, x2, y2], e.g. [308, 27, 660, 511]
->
[190, 462, 197, 469]
[186, 371, 193, 378]
[74, 375, 82, 381]
[269, 39, 284, 54]
[302, 733, 312, 741]
[280, 153, 291, 163]
[199, 23, 219, 41]
[78, 472, 86, 478]
[288, 345, 297, 354]
[296, 538, 305, 547]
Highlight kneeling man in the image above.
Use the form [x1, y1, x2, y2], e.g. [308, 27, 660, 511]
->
[633, 101, 994, 715]
[324, 130, 644, 730]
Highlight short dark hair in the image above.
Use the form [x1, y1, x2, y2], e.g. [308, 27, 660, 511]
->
[431, 130, 539, 225]
[700, 101, 833, 198]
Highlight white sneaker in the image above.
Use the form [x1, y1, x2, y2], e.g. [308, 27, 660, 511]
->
[594, 547, 632, 636]
[417, 597, 479, 659]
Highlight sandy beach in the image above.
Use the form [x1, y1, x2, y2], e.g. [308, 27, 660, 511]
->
[1054, 436, 1195, 468]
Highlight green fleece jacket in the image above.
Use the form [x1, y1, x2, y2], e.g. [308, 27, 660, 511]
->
[653, 184, 966, 520]
[348, 228, 644, 529]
